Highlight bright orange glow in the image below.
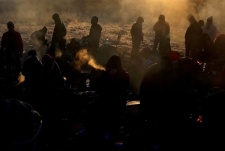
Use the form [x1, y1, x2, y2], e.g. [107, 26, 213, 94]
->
[18, 73, 25, 84]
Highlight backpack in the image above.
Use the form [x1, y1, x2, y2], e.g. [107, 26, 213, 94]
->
[60, 22, 67, 37]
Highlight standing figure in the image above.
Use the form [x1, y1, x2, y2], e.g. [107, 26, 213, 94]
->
[0, 21, 23, 82]
[83, 16, 102, 51]
[202, 16, 218, 42]
[185, 14, 203, 61]
[130, 17, 144, 60]
[87, 55, 129, 150]
[22, 50, 43, 90]
[152, 14, 170, 56]
[49, 13, 67, 57]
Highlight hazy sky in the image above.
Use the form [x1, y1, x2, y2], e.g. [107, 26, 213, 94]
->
[0, 0, 224, 41]
[0, 0, 223, 24]
[0, 0, 221, 23]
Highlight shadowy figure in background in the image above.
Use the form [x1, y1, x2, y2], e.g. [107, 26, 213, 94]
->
[202, 16, 218, 42]
[67, 38, 81, 53]
[31, 26, 48, 47]
[49, 13, 67, 57]
[185, 14, 203, 61]
[152, 14, 170, 57]
[199, 33, 216, 63]
[30, 26, 48, 59]
[21, 50, 43, 90]
[214, 34, 225, 72]
[0, 21, 23, 84]
[130, 17, 144, 60]
[198, 19, 205, 31]
[82, 16, 102, 51]
[41, 54, 65, 89]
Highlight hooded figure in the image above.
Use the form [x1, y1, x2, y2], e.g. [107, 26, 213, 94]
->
[185, 14, 203, 61]
[153, 14, 170, 56]
[130, 17, 144, 60]
[203, 16, 218, 42]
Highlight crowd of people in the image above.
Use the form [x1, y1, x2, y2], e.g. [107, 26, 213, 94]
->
[0, 12, 225, 151]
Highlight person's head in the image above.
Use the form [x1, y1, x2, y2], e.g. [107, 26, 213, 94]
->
[159, 14, 165, 22]
[91, 16, 98, 25]
[106, 55, 122, 71]
[136, 17, 144, 24]
[7, 21, 15, 30]
[41, 26, 47, 34]
[207, 16, 213, 24]
[42, 54, 54, 65]
[187, 14, 196, 24]
[52, 13, 61, 23]
[198, 20, 204, 27]
[27, 49, 37, 57]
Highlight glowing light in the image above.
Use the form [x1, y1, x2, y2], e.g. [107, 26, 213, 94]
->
[74, 49, 105, 71]
[18, 73, 25, 84]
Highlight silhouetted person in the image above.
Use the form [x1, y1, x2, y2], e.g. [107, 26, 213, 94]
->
[67, 38, 80, 52]
[84, 16, 102, 51]
[139, 56, 201, 151]
[185, 14, 203, 61]
[87, 55, 129, 150]
[199, 33, 216, 64]
[153, 14, 170, 56]
[30, 26, 48, 59]
[22, 50, 43, 90]
[31, 26, 48, 47]
[130, 17, 144, 60]
[41, 54, 65, 89]
[202, 16, 218, 42]
[214, 34, 225, 72]
[0, 21, 23, 83]
[198, 19, 205, 31]
[49, 13, 67, 57]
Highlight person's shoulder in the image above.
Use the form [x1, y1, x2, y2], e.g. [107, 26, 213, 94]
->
[212, 24, 217, 30]
[2, 31, 8, 36]
[14, 30, 22, 36]
[131, 23, 137, 30]
[154, 21, 159, 25]
[96, 24, 102, 29]
[165, 21, 170, 25]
